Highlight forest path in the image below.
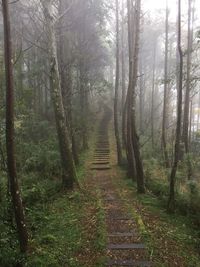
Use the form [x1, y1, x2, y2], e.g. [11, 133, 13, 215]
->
[89, 109, 152, 267]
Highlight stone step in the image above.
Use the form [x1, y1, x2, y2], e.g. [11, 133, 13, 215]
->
[94, 157, 110, 161]
[106, 260, 151, 266]
[107, 243, 146, 250]
[95, 149, 110, 151]
[95, 152, 110, 155]
[106, 217, 134, 221]
[93, 158, 110, 161]
[94, 156, 110, 158]
[95, 148, 110, 150]
[108, 232, 137, 238]
[94, 156, 109, 158]
[91, 166, 111, 170]
[92, 162, 110, 165]
[95, 150, 110, 153]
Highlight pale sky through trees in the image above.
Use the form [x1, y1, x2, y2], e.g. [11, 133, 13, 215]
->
[144, 0, 200, 25]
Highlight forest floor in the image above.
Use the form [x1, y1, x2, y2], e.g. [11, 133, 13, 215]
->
[26, 112, 200, 267]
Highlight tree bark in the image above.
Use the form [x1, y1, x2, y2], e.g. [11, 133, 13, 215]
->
[2, 0, 28, 253]
[58, 0, 79, 165]
[121, 0, 126, 114]
[182, 0, 193, 153]
[80, 62, 89, 150]
[151, 41, 157, 149]
[126, 0, 136, 178]
[130, 0, 145, 194]
[41, 0, 77, 189]
[139, 60, 144, 135]
[162, 0, 170, 168]
[167, 0, 183, 213]
[189, 100, 193, 149]
[121, 0, 127, 148]
[114, 0, 123, 165]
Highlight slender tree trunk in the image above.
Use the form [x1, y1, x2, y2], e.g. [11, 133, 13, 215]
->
[162, 0, 170, 168]
[130, 0, 145, 194]
[114, 0, 123, 165]
[167, 0, 183, 213]
[41, 0, 77, 189]
[121, 0, 126, 114]
[189, 100, 193, 149]
[121, 0, 127, 149]
[2, 0, 28, 253]
[80, 63, 89, 150]
[139, 60, 144, 134]
[151, 41, 157, 149]
[126, 0, 136, 178]
[182, 0, 193, 180]
[197, 93, 200, 132]
[58, 0, 79, 165]
[182, 0, 193, 153]
[122, 98, 127, 148]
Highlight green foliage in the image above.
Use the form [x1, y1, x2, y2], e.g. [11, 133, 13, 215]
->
[144, 156, 200, 227]
[22, 141, 61, 177]
[25, 191, 88, 267]
[22, 175, 60, 206]
[94, 192, 106, 251]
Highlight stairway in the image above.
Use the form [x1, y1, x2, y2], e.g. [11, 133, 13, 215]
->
[91, 108, 152, 267]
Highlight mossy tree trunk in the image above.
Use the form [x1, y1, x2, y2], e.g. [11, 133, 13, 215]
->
[126, 0, 137, 179]
[114, 0, 123, 166]
[168, 0, 183, 213]
[2, 0, 28, 253]
[162, 0, 170, 168]
[126, 0, 145, 193]
[41, 0, 77, 189]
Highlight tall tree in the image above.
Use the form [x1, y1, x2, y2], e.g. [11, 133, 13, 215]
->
[121, 0, 126, 113]
[2, 0, 28, 253]
[126, 0, 145, 193]
[126, 0, 136, 179]
[130, 0, 145, 193]
[162, 0, 170, 168]
[57, 0, 79, 165]
[168, 0, 183, 213]
[182, 0, 193, 153]
[41, 0, 77, 189]
[151, 40, 157, 149]
[114, 0, 123, 165]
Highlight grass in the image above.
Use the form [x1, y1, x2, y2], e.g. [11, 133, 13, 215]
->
[94, 190, 107, 251]
[0, 138, 107, 267]
[23, 142, 107, 267]
[26, 191, 85, 267]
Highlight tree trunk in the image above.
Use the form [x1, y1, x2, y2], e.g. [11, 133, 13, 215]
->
[151, 41, 157, 149]
[130, 0, 145, 194]
[114, 0, 123, 165]
[80, 63, 89, 150]
[182, 0, 193, 153]
[121, 0, 126, 114]
[189, 100, 193, 146]
[162, 0, 170, 168]
[167, 0, 183, 213]
[2, 0, 28, 253]
[58, 0, 79, 165]
[139, 60, 144, 135]
[126, 0, 136, 178]
[121, 0, 126, 148]
[41, 0, 77, 189]
[197, 93, 200, 132]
